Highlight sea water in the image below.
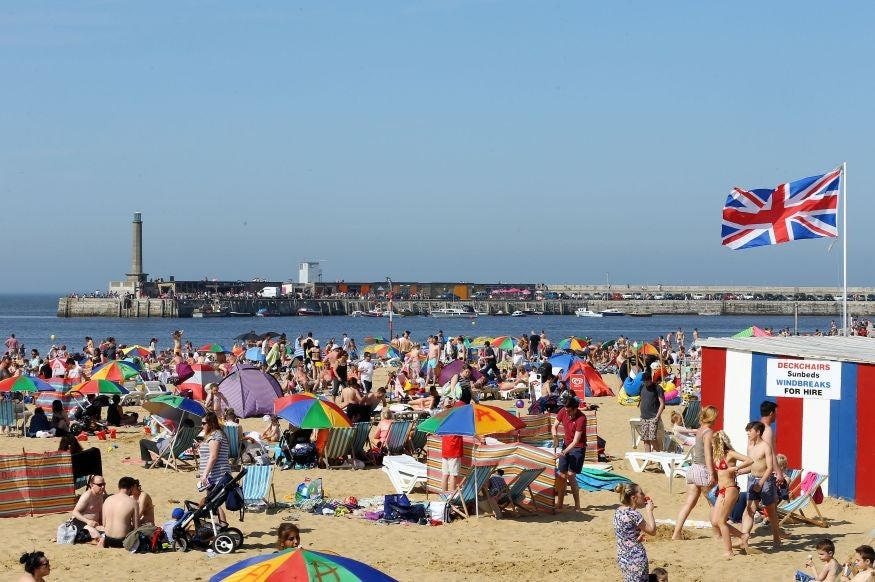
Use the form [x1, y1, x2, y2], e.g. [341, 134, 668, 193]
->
[0, 293, 838, 354]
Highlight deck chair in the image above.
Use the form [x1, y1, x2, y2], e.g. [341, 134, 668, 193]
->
[445, 463, 499, 519]
[242, 464, 277, 511]
[496, 467, 544, 515]
[224, 425, 243, 466]
[351, 422, 371, 462]
[382, 454, 428, 494]
[406, 421, 428, 459]
[142, 381, 169, 400]
[625, 450, 689, 486]
[0, 399, 21, 436]
[319, 427, 355, 469]
[777, 471, 829, 527]
[384, 420, 412, 456]
[150, 425, 200, 472]
[682, 400, 701, 429]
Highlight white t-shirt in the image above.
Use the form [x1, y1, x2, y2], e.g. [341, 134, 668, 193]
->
[357, 360, 375, 382]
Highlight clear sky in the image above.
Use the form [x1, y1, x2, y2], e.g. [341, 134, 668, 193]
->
[2, 1, 873, 293]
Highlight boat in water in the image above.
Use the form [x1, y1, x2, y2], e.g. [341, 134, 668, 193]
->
[628, 312, 653, 318]
[430, 307, 477, 319]
[574, 307, 602, 318]
[256, 307, 281, 317]
[297, 307, 322, 316]
[191, 307, 229, 318]
[350, 309, 383, 318]
[599, 308, 626, 316]
[510, 310, 526, 317]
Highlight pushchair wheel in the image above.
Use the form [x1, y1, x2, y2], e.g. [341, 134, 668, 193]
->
[224, 527, 244, 550]
[172, 536, 190, 552]
[212, 532, 238, 554]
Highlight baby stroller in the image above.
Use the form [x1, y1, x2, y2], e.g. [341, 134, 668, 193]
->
[276, 428, 316, 470]
[172, 469, 246, 554]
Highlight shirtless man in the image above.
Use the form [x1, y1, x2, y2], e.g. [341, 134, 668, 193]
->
[99, 476, 139, 548]
[71, 474, 106, 540]
[131, 479, 154, 525]
[760, 400, 791, 540]
[741, 421, 780, 548]
[361, 387, 387, 412]
[425, 337, 441, 385]
[397, 331, 412, 354]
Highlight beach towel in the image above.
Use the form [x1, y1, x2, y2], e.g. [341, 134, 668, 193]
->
[800, 471, 825, 504]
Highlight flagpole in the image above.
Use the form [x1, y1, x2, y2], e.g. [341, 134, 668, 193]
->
[842, 162, 848, 336]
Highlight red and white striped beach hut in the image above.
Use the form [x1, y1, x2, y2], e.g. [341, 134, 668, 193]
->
[700, 336, 875, 506]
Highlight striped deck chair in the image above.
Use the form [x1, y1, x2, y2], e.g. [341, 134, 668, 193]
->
[406, 421, 428, 459]
[0, 399, 20, 435]
[224, 424, 243, 466]
[584, 410, 599, 464]
[242, 464, 277, 511]
[777, 471, 829, 527]
[682, 400, 701, 429]
[498, 467, 544, 515]
[319, 427, 355, 469]
[446, 463, 499, 519]
[150, 425, 200, 472]
[351, 422, 371, 462]
[384, 420, 412, 456]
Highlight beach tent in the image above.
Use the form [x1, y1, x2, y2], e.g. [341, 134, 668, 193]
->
[178, 363, 222, 400]
[700, 336, 875, 506]
[562, 359, 615, 399]
[218, 364, 282, 418]
[733, 325, 772, 338]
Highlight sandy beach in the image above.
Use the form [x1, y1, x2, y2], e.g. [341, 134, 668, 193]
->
[2, 368, 873, 582]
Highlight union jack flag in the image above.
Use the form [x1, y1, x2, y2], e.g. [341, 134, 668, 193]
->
[721, 168, 841, 250]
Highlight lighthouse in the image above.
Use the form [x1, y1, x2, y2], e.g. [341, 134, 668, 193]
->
[126, 212, 148, 288]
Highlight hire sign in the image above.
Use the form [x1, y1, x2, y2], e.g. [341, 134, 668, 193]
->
[765, 358, 842, 400]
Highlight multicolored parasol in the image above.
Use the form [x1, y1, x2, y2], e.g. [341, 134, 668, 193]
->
[143, 393, 206, 423]
[417, 403, 526, 437]
[733, 325, 772, 338]
[121, 345, 152, 358]
[0, 376, 56, 393]
[70, 379, 129, 395]
[209, 547, 397, 582]
[362, 343, 400, 359]
[557, 336, 589, 351]
[489, 336, 517, 350]
[90, 360, 140, 382]
[197, 343, 230, 354]
[274, 394, 352, 429]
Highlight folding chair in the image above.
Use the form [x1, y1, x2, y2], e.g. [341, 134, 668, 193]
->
[445, 464, 499, 519]
[497, 467, 544, 515]
[224, 424, 243, 466]
[319, 427, 355, 469]
[406, 421, 428, 459]
[0, 399, 20, 436]
[150, 425, 200, 472]
[242, 464, 277, 511]
[682, 400, 701, 429]
[381, 454, 428, 494]
[777, 471, 829, 527]
[384, 420, 412, 455]
[351, 422, 371, 462]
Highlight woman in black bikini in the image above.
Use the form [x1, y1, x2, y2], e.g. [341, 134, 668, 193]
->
[711, 430, 753, 557]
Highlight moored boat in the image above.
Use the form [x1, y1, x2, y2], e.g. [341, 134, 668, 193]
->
[430, 307, 477, 318]
[574, 307, 602, 318]
[599, 308, 626, 316]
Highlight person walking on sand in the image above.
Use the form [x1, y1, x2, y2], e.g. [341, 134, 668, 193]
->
[740, 421, 780, 549]
[672, 405, 718, 540]
[551, 395, 586, 511]
[710, 431, 753, 557]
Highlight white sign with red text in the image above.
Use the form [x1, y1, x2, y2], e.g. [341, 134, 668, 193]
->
[765, 358, 841, 400]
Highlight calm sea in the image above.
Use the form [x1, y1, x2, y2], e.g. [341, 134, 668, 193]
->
[0, 294, 837, 355]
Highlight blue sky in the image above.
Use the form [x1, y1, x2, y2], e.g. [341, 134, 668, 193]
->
[2, 1, 873, 293]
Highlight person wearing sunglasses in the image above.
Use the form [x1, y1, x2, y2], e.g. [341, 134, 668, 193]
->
[70, 474, 106, 541]
[17, 550, 51, 582]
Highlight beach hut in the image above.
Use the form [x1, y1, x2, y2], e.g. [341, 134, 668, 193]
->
[700, 336, 875, 506]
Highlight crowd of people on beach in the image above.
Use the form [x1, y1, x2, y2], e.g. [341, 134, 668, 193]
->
[3, 325, 875, 581]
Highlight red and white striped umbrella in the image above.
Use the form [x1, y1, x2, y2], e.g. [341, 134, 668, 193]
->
[178, 363, 222, 401]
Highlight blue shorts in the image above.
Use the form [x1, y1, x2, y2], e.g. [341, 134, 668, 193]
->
[427, 358, 437, 369]
[557, 446, 584, 474]
[748, 474, 777, 506]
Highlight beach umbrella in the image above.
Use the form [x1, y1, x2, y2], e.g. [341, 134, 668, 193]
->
[70, 379, 129, 395]
[178, 363, 222, 400]
[275, 394, 352, 429]
[467, 336, 492, 349]
[258, 331, 281, 340]
[548, 353, 583, 374]
[601, 339, 617, 349]
[364, 335, 387, 345]
[437, 360, 482, 386]
[0, 376, 56, 393]
[198, 343, 230, 354]
[733, 325, 772, 338]
[635, 342, 660, 358]
[234, 331, 260, 342]
[557, 337, 589, 351]
[244, 347, 267, 363]
[143, 393, 206, 424]
[363, 343, 400, 359]
[90, 360, 140, 382]
[121, 345, 152, 358]
[489, 336, 517, 350]
[209, 547, 397, 582]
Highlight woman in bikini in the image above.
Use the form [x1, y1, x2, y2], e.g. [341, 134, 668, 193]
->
[710, 430, 753, 557]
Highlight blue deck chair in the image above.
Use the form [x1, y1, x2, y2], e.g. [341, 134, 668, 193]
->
[406, 420, 428, 458]
[351, 422, 371, 461]
[446, 464, 498, 519]
[682, 400, 702, 429]
[320, 427, 355, 469]
[224, 424, 243, 465]
[777, 471, 829, 527]
[498, 467, 544, 515]
[0, 399, 22, 435]
[384, 420, 412, 456]
[242, 464, 277, 510]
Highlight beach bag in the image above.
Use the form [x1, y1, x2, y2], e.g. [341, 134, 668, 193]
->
[366, 446, 385, 466]
[383, 494, 426, 522]
[56, 520, 77, 544]
[175, 362, 194, 382]
[226, 482, 245, 512]
[428, 501, 452, 524]
[123, 524, 167, 553]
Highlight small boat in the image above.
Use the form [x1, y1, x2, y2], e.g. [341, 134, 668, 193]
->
[599, 308, 626, 316]
[256, 308, 281, 317]
[228, 311, 253, 317]
[430, 307, 477, 318]
[350, 309, 383, 318]
[510, 310, 526, 317]
[698, 311, 721, 316]
[628, 312, 652, 318]
[474, 309, 490, 316]
[522, 309, 544, 316]
[574, 307, 602, 318]
[192, 308, 228, 318]
[381, 310, 404, 318]
[297, 307, 322, 316]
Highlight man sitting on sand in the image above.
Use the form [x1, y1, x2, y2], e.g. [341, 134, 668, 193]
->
[131, 479, 154, 525]
[71, 474, 106, 541]
[99, 476, 140, 548]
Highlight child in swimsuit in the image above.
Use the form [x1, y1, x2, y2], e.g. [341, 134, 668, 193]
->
[710, 430, 753, 557]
